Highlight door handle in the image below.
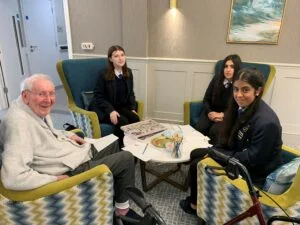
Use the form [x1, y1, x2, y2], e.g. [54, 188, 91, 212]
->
[12, 15, 24, 75]
[30, 45, 38, 52]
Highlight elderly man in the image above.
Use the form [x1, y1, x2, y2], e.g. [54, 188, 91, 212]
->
[0, 74, 139, 221]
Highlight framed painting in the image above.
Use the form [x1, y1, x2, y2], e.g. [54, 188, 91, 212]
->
[227, 0, 287, 44]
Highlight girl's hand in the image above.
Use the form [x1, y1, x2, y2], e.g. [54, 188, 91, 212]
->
[208, 112, 224, 122]
[110, 111, 120, 125]
[208, 111, 218, 121]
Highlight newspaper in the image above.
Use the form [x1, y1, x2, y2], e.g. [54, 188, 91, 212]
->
[121, 119, 167, 139]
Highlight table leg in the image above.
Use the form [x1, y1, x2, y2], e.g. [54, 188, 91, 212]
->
[140, 161, 189, 192]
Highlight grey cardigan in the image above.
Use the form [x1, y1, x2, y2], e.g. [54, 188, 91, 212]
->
[0, 97, 92, 190]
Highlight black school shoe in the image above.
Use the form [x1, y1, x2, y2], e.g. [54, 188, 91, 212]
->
[115, 208, 142, 225]
[179, 196, 197, 215]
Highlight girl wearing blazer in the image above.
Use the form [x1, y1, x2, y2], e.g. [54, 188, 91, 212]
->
[90, 45, 140, 146]
[195, 54, 242, 144]
[180, 68, 282, 216]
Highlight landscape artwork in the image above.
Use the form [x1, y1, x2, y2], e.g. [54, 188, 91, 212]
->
[227, 0, 287, 44]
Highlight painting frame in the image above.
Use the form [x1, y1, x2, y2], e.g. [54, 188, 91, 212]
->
[227, 0, 287, 44]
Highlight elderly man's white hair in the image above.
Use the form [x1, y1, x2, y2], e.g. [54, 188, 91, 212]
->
[20, 74, 53, 92]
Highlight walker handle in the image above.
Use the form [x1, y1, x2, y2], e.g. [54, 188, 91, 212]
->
[207, 147, 232, 163]
[207, 147, 257, 195]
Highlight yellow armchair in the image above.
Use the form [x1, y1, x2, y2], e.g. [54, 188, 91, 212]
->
[196, 145, 300, 224]
[0, 165, 114, 225]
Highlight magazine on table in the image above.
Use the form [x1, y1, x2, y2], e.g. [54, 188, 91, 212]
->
[121, 119, 167, 139]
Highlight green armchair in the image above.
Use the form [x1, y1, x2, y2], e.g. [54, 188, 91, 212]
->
[0, 165, 114, 225]
[184, 60, 276, 127]
[57, 58, 144, 138]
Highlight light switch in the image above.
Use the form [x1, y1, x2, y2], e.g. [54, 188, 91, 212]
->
[81, 42, 95, 50]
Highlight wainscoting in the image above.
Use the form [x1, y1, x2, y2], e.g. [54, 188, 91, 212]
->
[72, 54, 300, 145]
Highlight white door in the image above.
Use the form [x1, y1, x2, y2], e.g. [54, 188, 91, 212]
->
[0, 56, 9, 109]
[22, 0, 61, 86]
[0, 0, 26, 105]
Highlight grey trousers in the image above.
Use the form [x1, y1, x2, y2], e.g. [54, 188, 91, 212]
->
[66, 140, 135, 203]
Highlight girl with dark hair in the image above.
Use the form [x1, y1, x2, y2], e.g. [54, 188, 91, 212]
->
[90, 45, 140, 146]
[195, 54, 242, 144]
[180, 68, 282, 216]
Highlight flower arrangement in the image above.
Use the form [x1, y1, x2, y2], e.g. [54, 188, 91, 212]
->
[163, 129, 183, 158]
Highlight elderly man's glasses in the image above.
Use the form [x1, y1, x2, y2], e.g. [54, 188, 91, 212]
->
[27, 90, 56, 98]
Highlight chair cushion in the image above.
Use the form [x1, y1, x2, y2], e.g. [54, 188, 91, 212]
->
[100, 124, 115, 137]
[81, 91, 94, 109]
[263, 157, 300, 194]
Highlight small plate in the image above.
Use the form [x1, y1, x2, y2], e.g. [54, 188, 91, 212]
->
[151, 136, 173, 148]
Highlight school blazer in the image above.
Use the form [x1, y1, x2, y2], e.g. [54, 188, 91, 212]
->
[90, 68, 137, 121]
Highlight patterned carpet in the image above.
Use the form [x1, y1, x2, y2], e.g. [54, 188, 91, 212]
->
[131, 162, 198, 225]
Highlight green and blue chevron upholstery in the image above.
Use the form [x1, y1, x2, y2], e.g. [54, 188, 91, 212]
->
[0, 165, 114, 225]
[197, 156, 300, 225]
[71, 110, 115, 138]
[71, 110, 97, 138]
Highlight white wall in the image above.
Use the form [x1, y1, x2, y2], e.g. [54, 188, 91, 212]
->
[270, 64, 300, 145]
[73, 53, 300, 145]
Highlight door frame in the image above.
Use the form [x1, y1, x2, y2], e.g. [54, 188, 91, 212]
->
[63, 0, 73, 59]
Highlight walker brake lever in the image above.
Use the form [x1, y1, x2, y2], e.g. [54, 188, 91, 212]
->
[225, 158, 240, 180]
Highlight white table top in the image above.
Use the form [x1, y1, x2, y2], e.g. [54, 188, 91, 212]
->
[122, 124, 211, 163]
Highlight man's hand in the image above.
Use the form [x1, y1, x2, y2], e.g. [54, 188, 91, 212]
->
[110, 111, 120, 125]
[70, 134, 86, 145]
[57, 175, 69, 181]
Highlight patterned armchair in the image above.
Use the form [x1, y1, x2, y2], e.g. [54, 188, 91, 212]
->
[57, 58, 144, 138]
[183, 60, 276, 127]
[196, 145, 300, 225]
[0, 165, 114, 225]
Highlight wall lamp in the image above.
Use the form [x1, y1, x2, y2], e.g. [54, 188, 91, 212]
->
[170, 0, 177, 9]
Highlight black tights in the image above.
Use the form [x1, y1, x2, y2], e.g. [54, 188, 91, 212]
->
[189, 148, 209, 205]
[102, 107, 140, 146]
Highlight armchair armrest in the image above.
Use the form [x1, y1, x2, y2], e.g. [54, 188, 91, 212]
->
[136, 100, 144, 120]
[68, 102, 101, 138]
[0, 165, 114, 225]
[183, 100, 203, 127]
[0, 164, 111, 201]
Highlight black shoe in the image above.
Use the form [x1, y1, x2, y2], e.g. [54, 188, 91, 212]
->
[180, 197, 197, 215]
[118, 209, 142, 225]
